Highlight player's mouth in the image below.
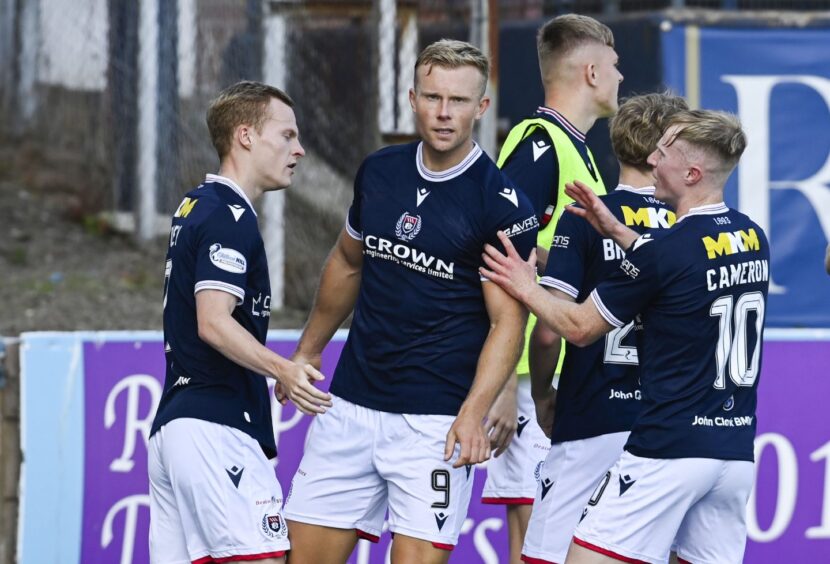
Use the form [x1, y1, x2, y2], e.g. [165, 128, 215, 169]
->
[433, 128, 454, 138]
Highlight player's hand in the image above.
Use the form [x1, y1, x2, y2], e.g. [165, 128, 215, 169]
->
[532, 387, 556, 439]
[480, 231, 537, 303]
[278, 359, 333, 416]
[444, 410, 491, 468]
[563, 181, 621, 238]
[485, 380, 518, 457]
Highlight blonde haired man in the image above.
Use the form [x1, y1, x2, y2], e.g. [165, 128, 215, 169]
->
[283, 40, 538, 564]
[482, 15, 622, 563]
[482, 110, 768, 564]
[521, 93, 687, 564]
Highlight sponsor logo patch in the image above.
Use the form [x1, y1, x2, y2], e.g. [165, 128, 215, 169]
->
[541, 478, 554, 500]
[395, 212, 422, 242]
[416, 187, 430, 207]
[532, 140, 551, 162]
[702, 228, 761, 259]
[516, 415, 529, 437]
[226, 465, 244, 488]
[228, 204, 246, 222]
[619, 474, 636, 496]
[209, 243, 247, 274]
[434, 512, 449, 531]
[505, 215, 539, 238]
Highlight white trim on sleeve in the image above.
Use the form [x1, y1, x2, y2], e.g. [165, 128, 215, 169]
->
[195, 280, 245, 305]
[590, 289, 624, 328]
[345, 217, 363, 240]
[539, 276, 579, 299]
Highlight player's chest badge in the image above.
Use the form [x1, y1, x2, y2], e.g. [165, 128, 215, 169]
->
[395, 212, 422, 241]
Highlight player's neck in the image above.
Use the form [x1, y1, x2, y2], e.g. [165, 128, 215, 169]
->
[674, 189, 724, 219]
[618, 166, 654, 190]
[217, 162, 263, 203]
[543, 93, 595, 135]
[420, 139, 475, 172]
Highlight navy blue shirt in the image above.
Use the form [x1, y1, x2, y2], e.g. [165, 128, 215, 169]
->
[151, 175, 277, 458]
[501, 106, 600, 226]
[541, 186, 675, 444]
[592, 203, 770, 461]
[330, 142, 539, 415]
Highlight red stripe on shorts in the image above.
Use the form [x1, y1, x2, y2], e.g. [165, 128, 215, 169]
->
[481, 496, 534, 505]
[356, 529, 380, 543]
[521, 554, 559, 564]
[192, 550, 286, 564]
[432, 542, 455, 551]
[572, 536, 648, 564]
[676, 557, 693, 564]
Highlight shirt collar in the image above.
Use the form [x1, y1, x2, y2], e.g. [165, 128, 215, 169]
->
[676, 202, 729, 223]
[204, 174, 257, 217]
[416, 142, 482, 183]
[536, 106, 586, 142]
[615, 184, 655, 195]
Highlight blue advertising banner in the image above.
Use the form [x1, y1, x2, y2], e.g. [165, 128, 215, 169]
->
[661, 24, 830, 327]
[17, 330, 830, 563]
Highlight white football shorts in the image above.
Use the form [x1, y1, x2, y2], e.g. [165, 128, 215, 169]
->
[573, 451, 754, 564]
[521, 431, 628, 564]
[148, 418, 289, 564]
[282, 395, 475, 549]
[482, 379, 551, 505]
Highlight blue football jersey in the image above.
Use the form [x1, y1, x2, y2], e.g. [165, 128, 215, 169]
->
[591, 203, 770, 461]
[540, 186, 675, 444]
[150, 175, 277, 458]
[331, 142, 539, 415]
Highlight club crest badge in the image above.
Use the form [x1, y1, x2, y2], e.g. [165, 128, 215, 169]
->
[261, 512, 287, 540]
[395, 212, 422, 241]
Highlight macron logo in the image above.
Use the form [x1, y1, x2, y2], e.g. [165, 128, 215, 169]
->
[532, 140, 551, 162]
[416, 187, 430, 207]
[499, 187, 519, 207]
[632, 234, 654, 252]
[228, 204, 246, 222]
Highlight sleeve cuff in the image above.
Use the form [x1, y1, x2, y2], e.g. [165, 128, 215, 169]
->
[590, 289, 624, 328]
[345, 217, 363, 240]
[195, 281, 245, 305]
[539, 276, 579, 299]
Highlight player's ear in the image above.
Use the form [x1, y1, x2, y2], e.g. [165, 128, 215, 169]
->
[236, 124, 254, 150]
[475, 96, 491, 120]
[409, 88, 417, 112]
[586, 62, 598, 87]
[685, 164, 703, 185]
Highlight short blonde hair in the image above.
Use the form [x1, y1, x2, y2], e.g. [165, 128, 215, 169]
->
[207, 81, 294, 159]
[537, 14, 614, 71]
[610, 92, 689, 171]
[667, 110, 747, 173]
[414, 39, 489, 97]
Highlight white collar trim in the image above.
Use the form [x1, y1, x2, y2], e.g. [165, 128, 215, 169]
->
[205, 174, 257, 217]
[676, 202, 728, 223]
[615, 184, 655, 195]
[416, 142, 482, 182]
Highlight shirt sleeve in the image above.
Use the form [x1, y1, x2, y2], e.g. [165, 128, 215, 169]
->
[346, 160, 367, 240]
[590, 234, 662, 328]
[481, 182, 539, 273]
[539, 209, 590, 299]
[193, 208, 257, 304]
[500, 129, 559, 223]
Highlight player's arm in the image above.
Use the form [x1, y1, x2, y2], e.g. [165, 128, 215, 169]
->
[294, 227, 363, 366]
[528, 288, 573, 438]
[444, 281, 528, 468]
[196, 290, 332, 415]
[484, 370, 518, 458]
[481, 231, 613, 347]
[565, 181, 638, 251]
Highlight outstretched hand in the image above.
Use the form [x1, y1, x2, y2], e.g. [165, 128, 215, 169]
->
[444, 411, 491, 468]
[278, 355, 333, 415]
[564, 180, 620, 238]
[479, 231, 537, 304]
